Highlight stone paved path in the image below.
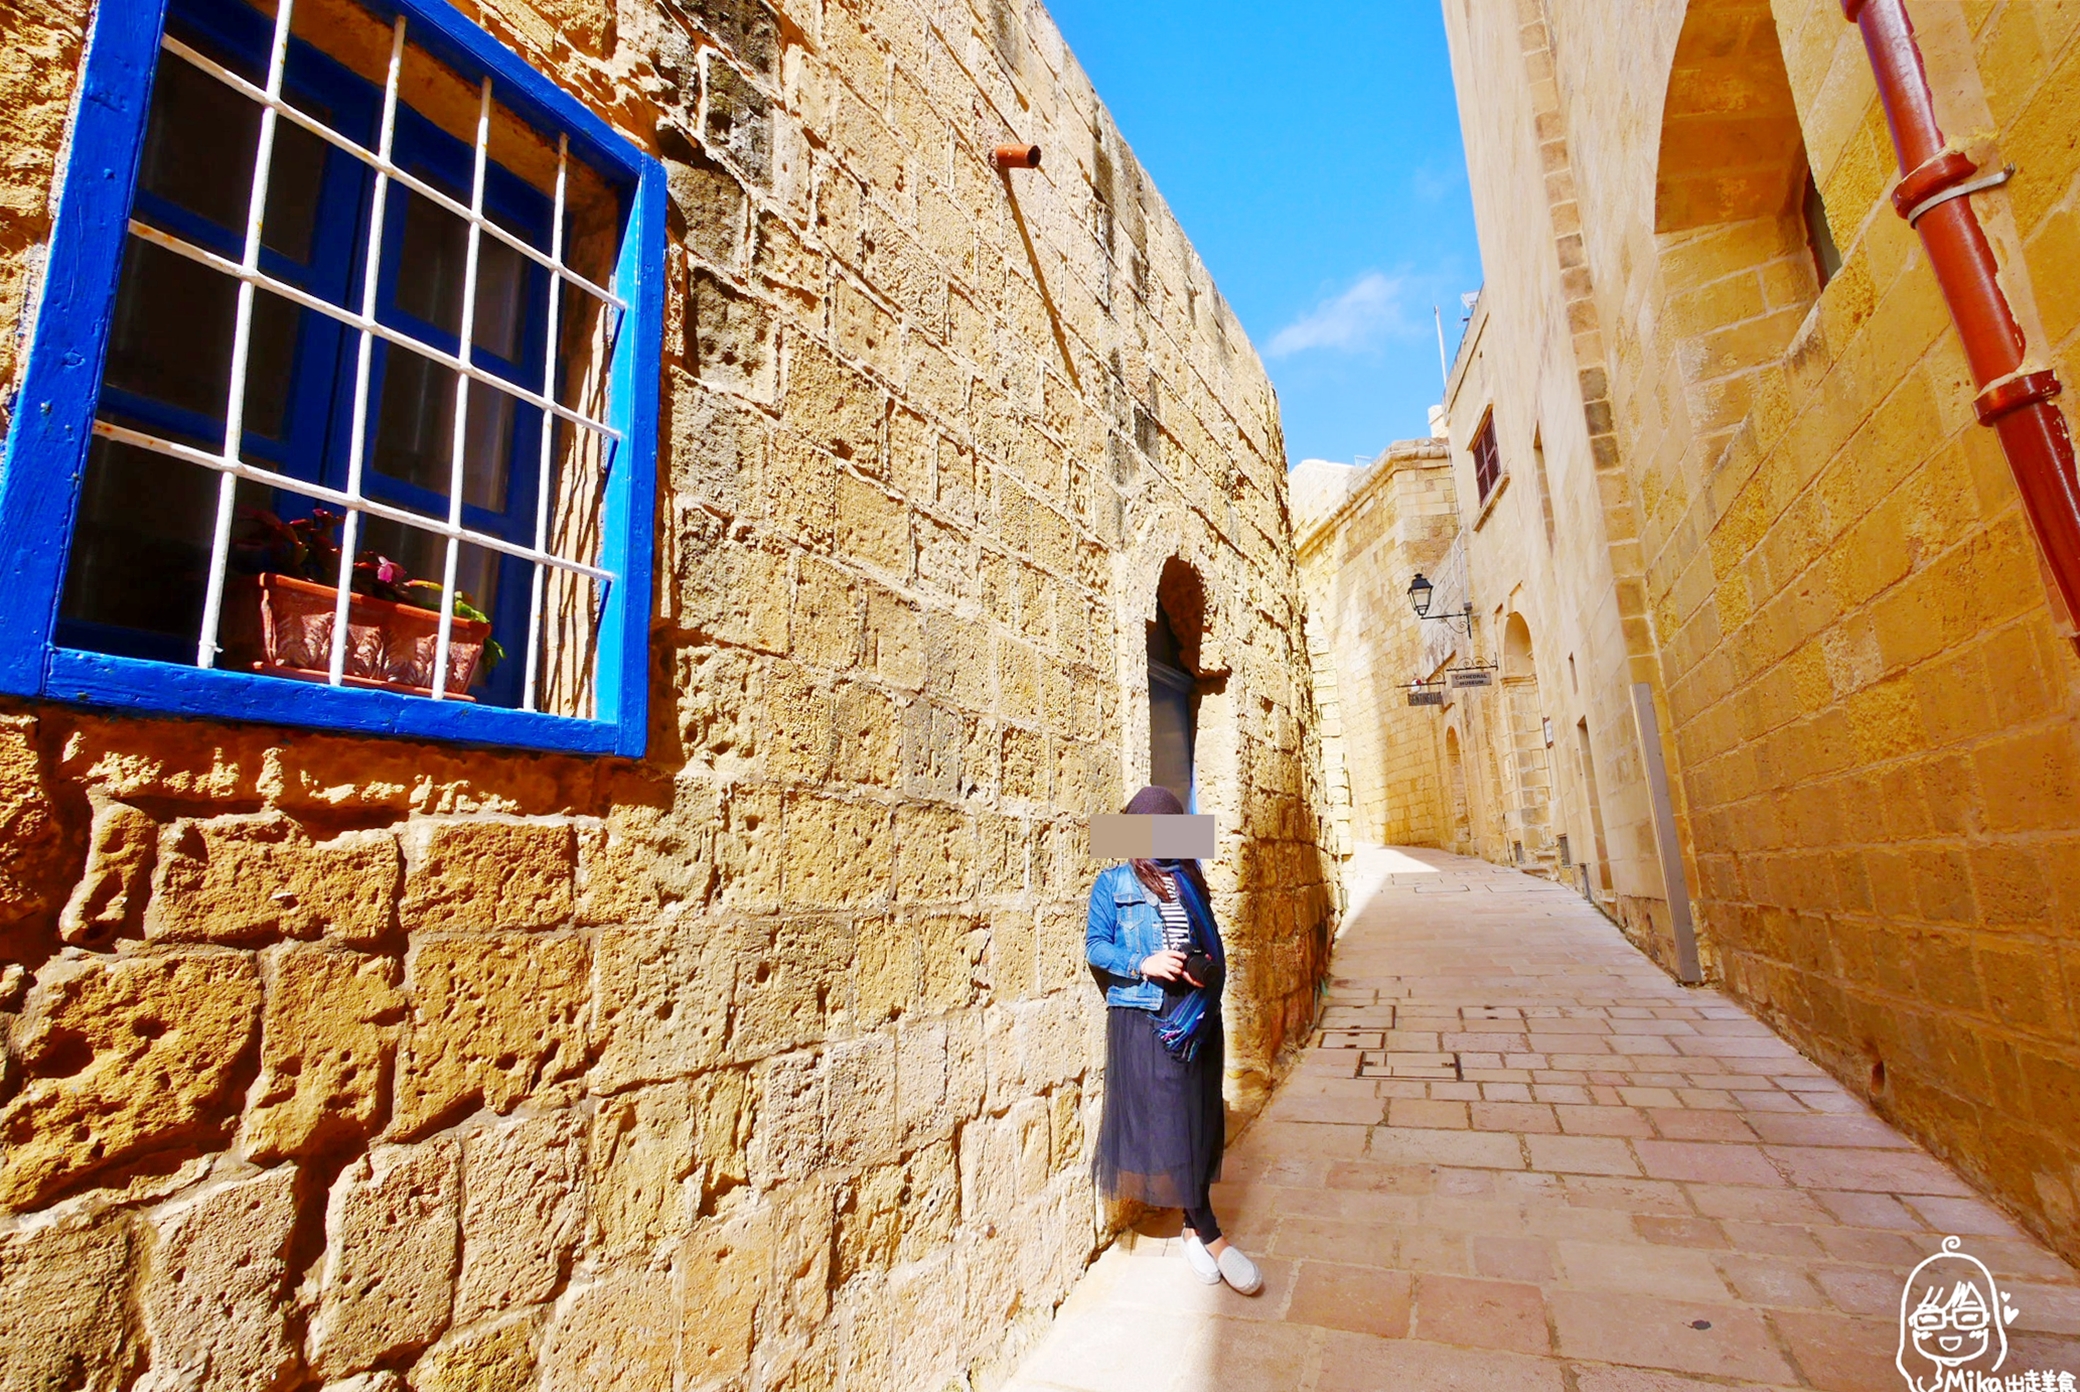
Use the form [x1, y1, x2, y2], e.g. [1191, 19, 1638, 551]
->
[1003, 847, 2080, 1392]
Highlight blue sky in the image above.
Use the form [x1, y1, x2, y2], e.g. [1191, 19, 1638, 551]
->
[1043, 0, 1483, 466]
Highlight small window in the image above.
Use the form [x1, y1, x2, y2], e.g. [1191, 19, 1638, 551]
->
[0, 0, 665, 754]
[1803, 169, 1841, 290]
[1472, 411, 1504, 503]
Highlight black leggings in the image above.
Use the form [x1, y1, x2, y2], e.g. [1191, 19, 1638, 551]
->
[1184, 1200, 1222, 1243]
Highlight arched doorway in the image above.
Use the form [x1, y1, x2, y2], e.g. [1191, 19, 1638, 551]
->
[1147, 558, 1208, 810]
[1500, 613, 1556, 874]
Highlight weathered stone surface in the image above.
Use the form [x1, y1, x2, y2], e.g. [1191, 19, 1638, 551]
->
[536, 1268, 676, 1392]
[409, 1313, 539, 1392]
[146, 814, 398, 945]
[0, 1213, 139, 1390]
[0, 952, 260, 1209]
[138, 1166, 299, 1392]
[0, 714, 60, 929]
[688, 267, 776, 400]
[392, 934, 590, 1136]
[586, 1081, 693, 1256]
[590, 920, 730, 1092]
[308, 1140, 460, 1377]
[676, 1208, 762, 1386]
[57, 796, 154, 947]
[398, 820, 575, 935]
[727, 915, 854, 1059]
[244, 946, 403, 1161]
[701, 52, 771, 184]
[455, 1111, 583, 1322]
[661, 142, 747, 270]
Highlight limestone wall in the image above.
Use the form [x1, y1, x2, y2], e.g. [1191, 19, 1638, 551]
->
[1443, 0, 2080, 1262]
[0, 0, 1339, 1385]
[1295, 442, 1465, 853]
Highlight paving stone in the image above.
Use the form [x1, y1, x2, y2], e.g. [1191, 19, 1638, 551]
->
[1003, 848, 2080, 1392]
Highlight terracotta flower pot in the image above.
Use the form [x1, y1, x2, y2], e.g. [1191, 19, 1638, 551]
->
[224, 573, 490, 699]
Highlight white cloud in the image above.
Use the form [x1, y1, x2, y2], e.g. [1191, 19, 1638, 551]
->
[1266, 272, 1413, 359]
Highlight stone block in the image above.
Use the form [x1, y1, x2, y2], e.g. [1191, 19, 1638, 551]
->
[782, 795, 893, 908]
[536, 1268, 677, 1392]
[918, 911, 987, 1014]
[783, 338, 883, 464]
[747, 1051, 824, 1184]
[824, 1032, 899, 1168]
[728, 915, 854, 1059]
[409, 1313, 540, 1392]
[147, 814, 399, 945]
[838, 469, 911, 579]
[244, 945, 403, 1161]
[894, 805, 976, 903]
[455, 1111, 584, 1322]
[676, 1208, 763, 1385]
[792, 555, 862, 668]
[0, 714, 59, 930]
[0, 1213, 139, 1391]
[391, 933, 590, 1136]
[591, 919, 731, 1091]
[59, 794, 155, 946]
[688, 268, 776, 400]
[399, 820, 575, 935]
[139, 1166, 299, 1392]
[833, 681, 901, 787]
[703, 52, 772, 184]
[574, 785, 716, 927]
[666, 369, 762, 516]
[308, 1139, 460, 1377]
[661, 145, 746, 270]
[855, 912, 915, 1025]
[0, 951, 260, 1209]
[587, 1081, 694, 1257]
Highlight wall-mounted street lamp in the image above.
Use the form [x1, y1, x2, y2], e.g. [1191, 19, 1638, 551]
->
[1407, 573, 1474, 634]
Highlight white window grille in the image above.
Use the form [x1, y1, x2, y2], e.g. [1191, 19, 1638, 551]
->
[86, 0, 629, 713]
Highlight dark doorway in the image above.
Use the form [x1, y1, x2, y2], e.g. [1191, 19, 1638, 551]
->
[1148, 604, 1197, 810]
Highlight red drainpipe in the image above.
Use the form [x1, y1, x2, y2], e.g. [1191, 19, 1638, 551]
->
[1843, 0, 2080, 650]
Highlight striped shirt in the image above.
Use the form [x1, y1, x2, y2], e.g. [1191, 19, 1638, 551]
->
[1156, 873, 1193, 953]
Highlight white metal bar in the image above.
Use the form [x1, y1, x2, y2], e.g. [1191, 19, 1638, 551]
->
[161, 34, 627, 312]
[431, 79, 492, 701]
[92, 421, 613, 581]
[195, 0, 296, 669]
[126, 220, 623, 443]
[329, 14, 408, 686]
[522, 134, 569, 714]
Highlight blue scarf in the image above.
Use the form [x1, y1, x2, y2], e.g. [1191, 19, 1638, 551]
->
[1152, 861, 1219, 1062]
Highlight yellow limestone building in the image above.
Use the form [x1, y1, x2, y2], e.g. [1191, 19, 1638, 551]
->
[1307, 0, 2080, 1265]
[0, 0, 1341, 1384]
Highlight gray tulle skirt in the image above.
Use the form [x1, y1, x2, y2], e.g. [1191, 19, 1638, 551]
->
[1091, 1003, 1224, 1209]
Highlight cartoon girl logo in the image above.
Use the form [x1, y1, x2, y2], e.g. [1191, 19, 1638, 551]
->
[1897, 1237, 2020, 1392]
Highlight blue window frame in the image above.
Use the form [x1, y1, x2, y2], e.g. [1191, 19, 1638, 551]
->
[0, 0, 664, 756]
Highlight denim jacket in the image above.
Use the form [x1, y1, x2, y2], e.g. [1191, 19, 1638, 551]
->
[1084, 863, 1226, 1012]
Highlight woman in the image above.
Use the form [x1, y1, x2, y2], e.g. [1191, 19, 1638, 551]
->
[1084, 784, 1262, 1293]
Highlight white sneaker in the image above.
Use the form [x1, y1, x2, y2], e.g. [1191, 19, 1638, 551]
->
[1180, 1233, 1221, 1284]
[1216, 1243, 1262, 1294]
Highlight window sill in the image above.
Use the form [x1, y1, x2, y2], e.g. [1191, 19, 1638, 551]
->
[1473, 471, 1511, 531]
[41, 648, 628, 755]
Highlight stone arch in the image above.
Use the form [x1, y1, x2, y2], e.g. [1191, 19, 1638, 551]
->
[1497, 612, 1557, 873]
[1654, 0, 1808, 235]
[1650, 0, 1835, 453]
[1501, 611, 1537, 680]
[1112, 532, 1236, 824]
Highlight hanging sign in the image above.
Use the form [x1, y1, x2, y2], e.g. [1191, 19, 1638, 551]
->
[1408, 689, 1445, 707]
[1447, 667, 1496, 689]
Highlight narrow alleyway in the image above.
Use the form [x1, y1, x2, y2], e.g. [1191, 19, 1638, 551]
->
[1006, 847, 2080, 1392]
